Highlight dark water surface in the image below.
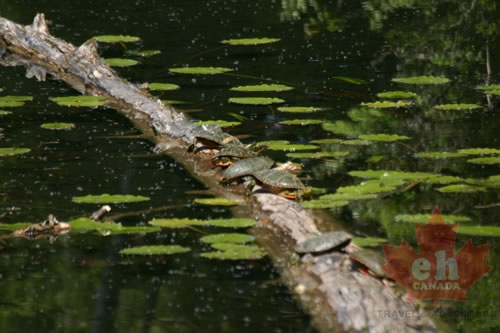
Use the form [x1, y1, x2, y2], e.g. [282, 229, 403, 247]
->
[1, 1, 499, 332]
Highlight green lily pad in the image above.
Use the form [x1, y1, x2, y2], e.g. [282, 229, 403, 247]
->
[0, 110, 12, 115]
[206, 218, 257, 228]
[0, 147, 31, 156]
[169, 67, 233, 75]
[279, 119, 323, 126]
[221, 37, 280, 46]
[391, 76, 449, 85]
[341, 139, 373, 146]
[358, 134, 410, 142]
[0, 222, 31, 231]
[262, 142, 318, 151]
[322, 120, 361, 136]
[105, 58, 138, 67]
[93, 35, 140, 43]
[230, 84, 293, 92]
[352, 237, 388, 247]
[457, 148, 500, 155]
[148, 83, 180, 91]
[40, 122, 75, 130]
[467, 157, 500, 165]
[277, 106, 327, 113]
[485, 90, 500, 96]
[120, 245, 191, 255]
[194, 197, 239, 206]
[149, 218, 205, 228]
[194, 120, 241, 128]
[200, 233, 254, 244]
[349, 170, 461, 184]
[309, 138, 343, 145]
[415, 151, 469, 159]
[69, 217, 160, 235]
[301, 199, 349, 209]
[337, 182, 398, 195]
[0, 95, 33, 107]
[202, 243, 266, 260]
[376, 91, 418, 99]
[72, 194, 150, 204]
[318, 192, 378, 201]
[394, 214, 471, 224]
[457, 225, 500, 237]
[126, 49, 161, 57]
[436, 184, 486, 193]
[433, 104, 482, 111]
[360, 101, 412, 108]
[50, 95, 107, 107]
[286, 151, 349, 159]
[228, 97, 285, 105]
[332, 76, 369, 85]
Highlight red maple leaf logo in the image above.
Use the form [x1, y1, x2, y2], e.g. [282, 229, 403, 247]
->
[382, 206, 493, 307]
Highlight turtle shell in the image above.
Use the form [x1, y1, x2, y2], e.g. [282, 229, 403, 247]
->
[349, 249, 389, 278]
[222, 156, 274, 180]
[253, 169, 305, 189]
[193, 125, 241, 148]
[295, 231, 352, 254]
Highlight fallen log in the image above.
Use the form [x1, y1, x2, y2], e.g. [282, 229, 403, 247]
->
[0, 14, 438, 332]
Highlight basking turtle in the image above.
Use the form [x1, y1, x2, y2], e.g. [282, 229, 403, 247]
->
[222, 156, 274, 181]
[295, 231, 352, 254]
[349, 248, 390, 279]
[189, 125, 241, 152]
[212, 145, 258, 167]
[252, 168, 309, 199]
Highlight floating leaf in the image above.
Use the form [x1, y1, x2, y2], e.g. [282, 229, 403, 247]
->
[467, 157, 500, 165]
[202, 243, 266, 260]
[337, 182, 398, 195]
[415, 152, 469, 159]
[207, 218, 257, 228]
[0, 147, 31, 157]
[391, 76, 449, 85]
[310, 138, 343, 144]
[169, 67, 233, 75]
[120, 245, 191, 255]
[126, 49, 161, 57]
[436, 184, 486, 193]
[322, 120, 361, 136]
[0, 95, 33, 107]
[221, 37, 280, 46]
[261, 142, 318, 151]
[200, 233, 254, 244]
[433, 104, 481, 111]
[149, 218, 204, 228]
[341, 139, 372, 146]
[358, 134, 410, 142]
[50, 95, 107, 107]
[149, 217, 256, 228]
[228, 97, 285, 105]
[395, 214, 471, 224]
[457, 225, 500, 237]
[332, 76, 368, 85]
[360, 100, 412, 108]
[457, 148, 500, 155]
[318, 192, 378, 201]
[105, 58, 138, 67]
[277, 106, 327, 113]
[93, 35, 140, 43]
[40, 122, 75, 130]
[352, 237, 388, 247]
[0, 222, 31, 231]
[301, 200, 349, 209]
[148, 83, 180, 91]
[194, 120, 241, 128]
[376, 91, 418, 99]
[69, 217, 160, 234]
[194, 197, 239, 206]
[475, 84, 500, 92]
[0, 110, 12, 115]
[286, 151, 349, 159]
[230, 84, 293, 92]
[279, 119, 323, 126]
[72, 194, 150, 204]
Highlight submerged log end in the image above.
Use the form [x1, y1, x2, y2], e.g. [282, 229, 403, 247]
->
[31, 13, 50, 35]
[77, 38, 100, 59]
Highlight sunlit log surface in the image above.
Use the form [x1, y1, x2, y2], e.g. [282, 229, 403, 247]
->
[0, 14, 438, 333]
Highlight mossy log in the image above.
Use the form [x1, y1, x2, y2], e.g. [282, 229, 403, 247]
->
[0, 14, 438, 333]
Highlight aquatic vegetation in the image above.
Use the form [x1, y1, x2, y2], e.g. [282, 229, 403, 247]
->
[352, 237, 388, 247]
[169, 66, 233, 75]
[149, 218, 256, 228]
[394, 214, 471, 224]
[230, 84, 293, 92]
[125, 49, 161, 57]
[147, 83, 180, 91]
[457, 148, 500, 155]
[120, 245, 191, 255]
[221, 37, 280, 45]
[436, 184, 486, 193]
[69, 217, 160, 235]
[0, 95, 33, 107]
[457, 225, 500, 236]
[194, 197, 239, 206]
[40, 122, 75, 130]
[93, 34, 140, 43]
[0, 147, 31, 156]
[467, 157, 500, 165]
[277, 106, 327, 113]
[322, 120, 361, 136]
[332, 76, 368, 85]
[0, 110, 12, 115]
[200, 233, 254, 244]
[357, 133, 410, 142]
[415, 151, 469, 159]
[360, 100, 412, 108]
[194, 120, 241, 128]
[376, 91, 418, 99]
[50, 95, 107, 107]
[258, 141, 318, 151]
[279, 119, 323, 126]
[105, 58, 138, 67]
[286, 151, 349, 159]
[201, 243, 266, 260]
[72, 194, 150, 204]
[301, 199, 349, 209]
[433, 104, 482, 110]
[391, 76, 449, 85]
[228, 97, 285, 105]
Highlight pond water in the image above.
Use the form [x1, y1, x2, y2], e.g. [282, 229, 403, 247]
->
[1, 1, 499, 332]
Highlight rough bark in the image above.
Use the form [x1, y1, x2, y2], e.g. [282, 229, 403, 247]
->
[0, 14, 438, 333]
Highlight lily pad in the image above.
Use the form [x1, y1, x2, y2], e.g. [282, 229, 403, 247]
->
[0, 110, 12, 115]
[341, 139, 373, 146]
[148, 83, 180, 91]
[200, 233, 254, 244]
[301, 199, 349, 209]
[230, 84, 293, 92]
[194, 197, 239, 206]
[352, 237, 388, 247]
[228, 97, 285, 105]
[221, 37, 280, 46]
[50, 95, 107, 107]
[391, 76, 449, 85]
[94, 35, 140, 43]
[457, 148, 500, 155]
[120, 245, 191, 255]
[337, 182, 398, 195]
[457, 225, 500, 237]
[394, 214, 471, 224]
[0, 147, 31, 156]
[360, 101, 412, 108]
[72, 194, 150, 204]
[105, 58, 138, 67]
[309, 138, 343, 145]
[206, 218, 257, 228]
[169, 67, 233, 75]
[318, 192, 378, 201]
[149, 218, 205, 228]
[201, 243, 266, 260]
[286, 151, 349, 159]
[69, 217, 160, 235]
[194, 120, 241, 128]
[279, 119, 323, 126]
[433, 104, 481, 110]
[467, 157, 500, 165]
[332, 76, 368, 85]
[415, 152, 469, 159]
[40, 122, 75, 130]
[277, 106, 327, 113]
[358, 134, 410, 142]
[0, 95, 33, 107]
[436, 184, 486, 193]
[475, 84, 500, 92]
[322, 121, 361, 136]
[376, 91, 418, 99]
[262, 142, 318, 151]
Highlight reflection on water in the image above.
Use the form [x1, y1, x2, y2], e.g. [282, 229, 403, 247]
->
[1, 0, 499, 332]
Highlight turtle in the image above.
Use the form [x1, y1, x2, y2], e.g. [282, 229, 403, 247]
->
[222, 156, 274, 182]
[349, 248, 390, 278]
[212, 145, 258, 167]
[252, 168, 309, 199]
[189, 125, 242, 152]
[295, 231, 352, 254]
